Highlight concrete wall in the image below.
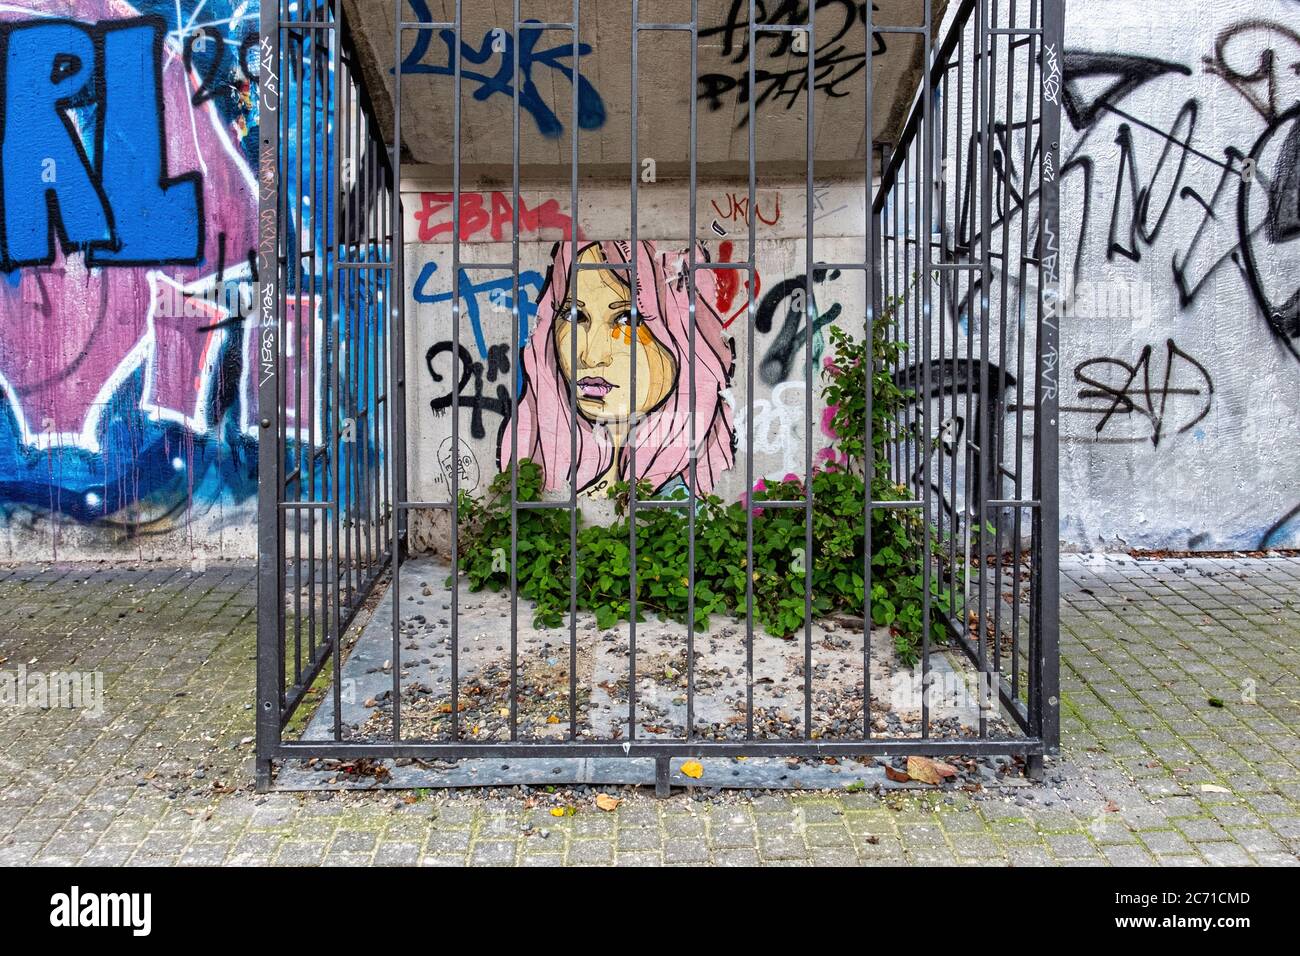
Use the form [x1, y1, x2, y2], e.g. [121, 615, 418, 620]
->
[0, 0, 260, 560]
[1055, 0, 1300, 550]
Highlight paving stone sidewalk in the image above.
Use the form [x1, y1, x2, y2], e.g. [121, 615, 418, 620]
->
[0, 554, 1297, 867]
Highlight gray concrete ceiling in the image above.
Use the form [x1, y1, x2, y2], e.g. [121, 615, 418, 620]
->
[340, 0, 945, 181]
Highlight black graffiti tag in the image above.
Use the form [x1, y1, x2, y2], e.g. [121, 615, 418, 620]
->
[1071, 339, 1213, 447]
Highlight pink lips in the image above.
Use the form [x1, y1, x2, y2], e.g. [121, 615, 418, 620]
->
[577, 377, 616, 399]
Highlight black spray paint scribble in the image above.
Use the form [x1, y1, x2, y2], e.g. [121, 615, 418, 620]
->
[696, 1, 886, 127]
[426, 341, 513, 443]
[755, 268, 842, 386]
[1061, 22, 1300, 361]
[933, 27, 1298, 363]
[1068, 339, 1214, 447]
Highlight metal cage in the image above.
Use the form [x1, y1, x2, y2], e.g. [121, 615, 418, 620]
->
[255, 0, 1064, 791]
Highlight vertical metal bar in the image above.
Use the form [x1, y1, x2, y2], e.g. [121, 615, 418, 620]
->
[959, 26, 975, 628]
[305, 15, 319, 667]
[329, 0, 344, 742]
[862, 2, 875, 741]
[450, 0, 464, 741]
[255, 0, 285, 791]
[568, 3, 581, 739]
[1011, 0, 1037, 702]
[919, 0, 934, 741]
[802, 13, 815, 739]
[1036, 0, 1064, 756]
[341, 7, 356, 610]
[744, 0, 757, 739]
[509, 0, 521, 742]
[628, 0, 640, 742]
[389, 0, 405, 741]
[291, 16, 305, 681]
[992, 0, 1010, 680]
[686, 0, 699, 741]
[974, 0, 992, 739]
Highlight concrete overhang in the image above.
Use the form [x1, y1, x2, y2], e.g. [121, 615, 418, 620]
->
[340, 0, 946, 183]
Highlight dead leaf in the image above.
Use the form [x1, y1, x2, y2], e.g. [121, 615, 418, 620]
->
[906, 755, 956, 785]
[884, 765, 910, 783]
[595, 793, 620, 812]
[681, 760, 704, 779]
[1200, 784, 1231, 794]
[546, 714, 560, 724]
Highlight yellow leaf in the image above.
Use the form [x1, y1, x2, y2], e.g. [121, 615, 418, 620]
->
[498, 708, 510, 718]
[681, 760, 704, 779]
[546, 714, 561, 724]
[550, 807, 566, 817]
[595, 793, 620, 812]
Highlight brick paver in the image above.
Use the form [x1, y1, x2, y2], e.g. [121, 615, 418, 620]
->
[0, 554, 1297, 866]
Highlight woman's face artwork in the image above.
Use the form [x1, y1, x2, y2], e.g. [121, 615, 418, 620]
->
[553, 244, 678, 427]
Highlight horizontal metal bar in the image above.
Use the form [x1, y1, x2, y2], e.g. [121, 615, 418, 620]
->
[873, 25, 927, 34]
[933, 262, 984, 271]
[279, 501, 334, 511]
[337, 261, 393, 271]
[814, 262, 867, 271]
[397, 501, 451, 511]
[636, 23, 694, 31]
[517, 22, 575, 30]
[577, 261, 631, 271]
[872, 499, 924, 510]
[636, 499, 691, 509]
[516, 500, 576, 511]
[989, 27, 1042, 35]
[276, 738, 1044, 760]
[399, 21, 455, 30]
[756, 24, 810, 32]
[455, 262, 518, 271]
[281, 20, 333, 29]
[985, 499, 1041, 509]
[694, 262, 752, 271]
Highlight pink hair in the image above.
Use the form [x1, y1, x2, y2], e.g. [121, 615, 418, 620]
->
[502, 240, 736, 495]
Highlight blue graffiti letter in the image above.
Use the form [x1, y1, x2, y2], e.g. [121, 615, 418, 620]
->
[1, 22, 111, 267]
[89, 17, 202, 265]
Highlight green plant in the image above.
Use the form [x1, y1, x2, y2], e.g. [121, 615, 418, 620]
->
[454, 299, 955, 665]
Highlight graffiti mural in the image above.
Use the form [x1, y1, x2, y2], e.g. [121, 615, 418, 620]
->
[505, 240, 737, 498]
[0, 0, 260, 550]
[403, 183, 865, 505]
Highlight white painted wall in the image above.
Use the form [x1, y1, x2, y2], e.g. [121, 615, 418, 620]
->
[1054, 0, 1300, 549]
